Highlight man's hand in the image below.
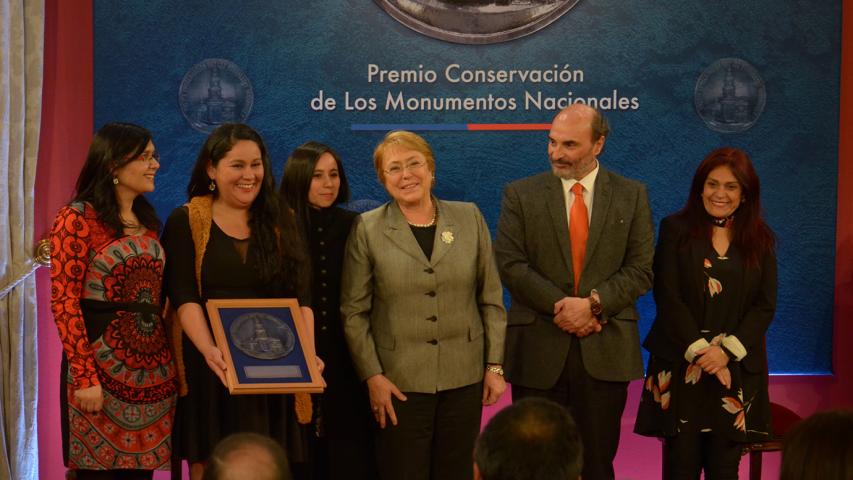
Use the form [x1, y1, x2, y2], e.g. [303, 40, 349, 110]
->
[574, 320, 603, 338]
[554, 297, 599, 336]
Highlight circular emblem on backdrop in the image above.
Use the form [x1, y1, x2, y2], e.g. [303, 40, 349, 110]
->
[178, 59, 254, 133]
[375, 0, 580, 44]
[694, 58, 766, 133]
[230, 312, 295, 360]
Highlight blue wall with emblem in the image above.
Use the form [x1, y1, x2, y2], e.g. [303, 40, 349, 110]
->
[94, 0, 841, 374]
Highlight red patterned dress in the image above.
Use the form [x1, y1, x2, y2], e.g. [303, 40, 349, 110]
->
[50, 202, 177, 471]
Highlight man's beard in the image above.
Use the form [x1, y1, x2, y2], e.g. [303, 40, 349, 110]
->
[550, 157, 595, 180]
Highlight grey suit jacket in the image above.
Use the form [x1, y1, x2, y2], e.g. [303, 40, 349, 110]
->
[494, 169, 654, 386]
[341, 199, 506, 393]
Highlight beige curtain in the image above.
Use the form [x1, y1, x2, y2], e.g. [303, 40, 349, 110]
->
[0, 0, 44, 479]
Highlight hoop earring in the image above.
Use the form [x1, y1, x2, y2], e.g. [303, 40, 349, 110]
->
[209, 180, 216, 192]
[113, 177, 119, 185]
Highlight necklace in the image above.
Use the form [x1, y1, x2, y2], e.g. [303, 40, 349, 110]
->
[408, 208, 437, 228]
[122, 222, 145, 235]
[708, 213, 734, 228]
[121, 213, 143, 233]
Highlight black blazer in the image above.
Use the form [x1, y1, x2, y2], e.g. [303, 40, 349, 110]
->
[307, 206, 358, 377]
[643, 215, 777, 373]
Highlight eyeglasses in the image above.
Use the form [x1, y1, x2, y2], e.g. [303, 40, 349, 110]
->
[133, 151, 161, 165]
[384, 159, 426, 177]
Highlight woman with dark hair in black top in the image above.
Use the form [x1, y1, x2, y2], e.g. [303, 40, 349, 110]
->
[162, 124, 317, 480]
[635, 147, 777, 479]
[281, 141, 375, 480]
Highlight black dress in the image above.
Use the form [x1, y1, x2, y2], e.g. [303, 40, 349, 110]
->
[636, 242, 771, 442]
[161, 207, 309, 464]
[305, 206, 376, 480]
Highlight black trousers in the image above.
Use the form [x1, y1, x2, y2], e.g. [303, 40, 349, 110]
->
[375, 382, 482, 480]
[664, 432, 742, 480]
[512, 336, 628, 480]
[308, 412, 377, 480]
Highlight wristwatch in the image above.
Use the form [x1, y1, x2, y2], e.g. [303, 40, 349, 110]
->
[486, 364, 504, 377]
[589, 289, 603, 317]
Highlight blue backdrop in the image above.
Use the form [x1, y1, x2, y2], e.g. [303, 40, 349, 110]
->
[94, 0, 840, 374]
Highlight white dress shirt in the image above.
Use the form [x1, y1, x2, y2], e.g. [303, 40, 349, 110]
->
[560, 160, 599, 229]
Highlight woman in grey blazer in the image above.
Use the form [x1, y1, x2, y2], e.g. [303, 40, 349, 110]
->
[341, 130, 507, 480]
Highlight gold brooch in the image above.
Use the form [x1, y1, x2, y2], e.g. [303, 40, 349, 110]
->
[441, 231, 454, 244]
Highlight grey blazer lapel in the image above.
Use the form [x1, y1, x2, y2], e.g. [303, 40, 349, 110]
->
[584, 168, 612, 269]
[545, 176, 573, 274]
[382, 202, 431, 267]
[430, 200, 456, 266]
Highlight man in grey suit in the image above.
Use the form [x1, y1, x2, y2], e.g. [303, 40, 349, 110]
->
[494, 104, 654, 480]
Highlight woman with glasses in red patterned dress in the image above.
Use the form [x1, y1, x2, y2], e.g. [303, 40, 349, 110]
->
[49, 123, 177, 480]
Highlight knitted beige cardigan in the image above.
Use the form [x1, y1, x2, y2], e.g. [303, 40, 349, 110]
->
[166, 195, 312, 424]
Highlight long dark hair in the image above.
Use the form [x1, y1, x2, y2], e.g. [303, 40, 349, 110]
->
[676, 147, 775, 267]
[73, 122, 160, 236]
[186, 123, 307, 289]
[280, 141, 350, 235]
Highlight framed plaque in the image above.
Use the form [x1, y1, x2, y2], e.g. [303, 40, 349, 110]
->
[206, 298, 324, 394]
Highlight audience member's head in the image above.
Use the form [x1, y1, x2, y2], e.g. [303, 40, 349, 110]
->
[474, 397, 583, 480]
[780, 409, 853, 480]
[203, 432, 292, 480]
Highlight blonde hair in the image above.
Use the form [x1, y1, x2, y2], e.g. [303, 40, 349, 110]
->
[372, 130, 436, 183]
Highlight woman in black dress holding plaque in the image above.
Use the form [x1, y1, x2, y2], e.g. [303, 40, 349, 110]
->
[162, 123, 316, 480]
[280, 142, 376, 480]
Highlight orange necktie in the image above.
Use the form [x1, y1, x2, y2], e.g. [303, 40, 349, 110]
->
[570, 182, 589, 295]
